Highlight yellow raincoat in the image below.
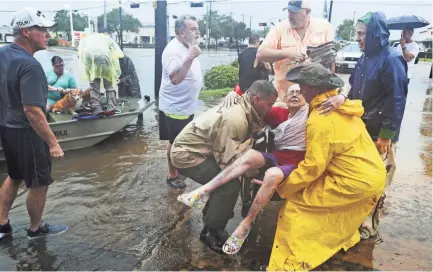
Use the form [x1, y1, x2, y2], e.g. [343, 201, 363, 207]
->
[269, 90, 386, 271]
[78, 33, 124, 84]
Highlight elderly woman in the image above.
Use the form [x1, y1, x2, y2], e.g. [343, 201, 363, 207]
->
[45, 56, 77, 112]
[177, 84, 311, 251]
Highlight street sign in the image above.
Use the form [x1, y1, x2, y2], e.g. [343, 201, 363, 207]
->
[259, 23, 267, 26]
[190, 2, 204, 7]
[130, 3, 140, 8]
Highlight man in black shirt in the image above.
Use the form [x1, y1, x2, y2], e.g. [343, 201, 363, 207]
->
[0, 7, 68, 240]
[238, 35, 271, 93]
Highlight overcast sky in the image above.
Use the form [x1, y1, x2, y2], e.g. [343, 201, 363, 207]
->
[1, 0, 432, 40]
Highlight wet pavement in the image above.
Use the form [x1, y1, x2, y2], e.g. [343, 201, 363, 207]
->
[0, 48, 432, 270]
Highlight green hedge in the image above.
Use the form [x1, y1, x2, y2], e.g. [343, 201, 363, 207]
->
[231, 58, 239, 68]
[48, 38, 58, 46]
[204, 64, 238, 90]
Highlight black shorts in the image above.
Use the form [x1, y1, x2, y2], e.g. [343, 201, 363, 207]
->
[0, 126, 53, 188]
[158, 111, 193, 144]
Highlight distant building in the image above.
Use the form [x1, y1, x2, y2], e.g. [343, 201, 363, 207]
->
[417, 27, 432, 52]
[111, 24, 176, 45]
[0, 25, 13, 43]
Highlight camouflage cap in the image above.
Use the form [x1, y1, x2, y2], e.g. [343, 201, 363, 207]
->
[286, 63, 344, 90]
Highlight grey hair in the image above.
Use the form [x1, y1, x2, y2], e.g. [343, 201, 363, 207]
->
[248, 80, 278, 98]
[174, 15, 197, 35]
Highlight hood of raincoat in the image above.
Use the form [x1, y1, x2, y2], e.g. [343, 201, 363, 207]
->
[310, 90, 364, 118]
[359, 11, 390, 57]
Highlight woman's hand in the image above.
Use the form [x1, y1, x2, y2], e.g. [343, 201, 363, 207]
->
[222, 91, 240, 109]
[318, 94, 346, 115]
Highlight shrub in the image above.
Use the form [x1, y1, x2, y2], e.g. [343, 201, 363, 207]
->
[204, 64, 238, 90]
[230, 58, 239, 68]
[48, 38, 58, 46]
[199, 42, 206, 49]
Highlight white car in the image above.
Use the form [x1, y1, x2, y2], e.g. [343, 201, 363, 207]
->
[335, 42, 362, 72]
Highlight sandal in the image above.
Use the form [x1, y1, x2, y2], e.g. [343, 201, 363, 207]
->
[222, 227, 251, 255]
[177, 192, 206, 209]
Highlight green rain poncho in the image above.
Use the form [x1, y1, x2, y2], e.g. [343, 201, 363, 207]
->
[78, 33, 124, 84]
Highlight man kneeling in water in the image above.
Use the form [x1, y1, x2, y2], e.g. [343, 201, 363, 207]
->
[178, 83, 333, 254]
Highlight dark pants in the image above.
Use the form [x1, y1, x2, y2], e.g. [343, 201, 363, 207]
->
[177, 159, 240, 230]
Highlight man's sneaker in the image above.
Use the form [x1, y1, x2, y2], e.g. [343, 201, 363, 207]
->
[0, 220, 12, 239]
[27, 222, 68, 240]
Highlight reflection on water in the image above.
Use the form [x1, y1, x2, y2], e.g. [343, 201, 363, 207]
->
[1, 72, 432, 270]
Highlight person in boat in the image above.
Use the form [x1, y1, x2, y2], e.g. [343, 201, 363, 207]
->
[45, 56, 78, 113]
[78, 29, 123, 115]
[118, 54, 141, 99]
[170, 80, 278, 254]
[0, 7, 68, 241]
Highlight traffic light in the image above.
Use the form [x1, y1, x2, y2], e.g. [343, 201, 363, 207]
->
[130, 3, 140, 8]
[259, 23, 267, 27]
[190, 2, 204, 7]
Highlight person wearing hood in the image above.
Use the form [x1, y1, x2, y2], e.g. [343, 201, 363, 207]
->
[265, 63, 385, 271]
[118, 54, 141, 99]
[170, 80, 278, 254]
[352, 12, 407, 239]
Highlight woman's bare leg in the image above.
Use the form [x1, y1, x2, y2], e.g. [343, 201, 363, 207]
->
[186, 149, 267, 197]
[46, 103, 53, 113]
[232, 167, 284, 238]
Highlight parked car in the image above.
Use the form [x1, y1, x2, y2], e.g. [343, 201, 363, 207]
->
[335, 42, 362, 73]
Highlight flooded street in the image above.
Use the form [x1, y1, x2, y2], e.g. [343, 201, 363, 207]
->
[0, 48, 431, 270]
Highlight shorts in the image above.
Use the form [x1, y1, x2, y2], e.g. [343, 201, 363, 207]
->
[0, 126, 54, 188]
[158, 110, 194, 144]
[259, 151, 297, 180]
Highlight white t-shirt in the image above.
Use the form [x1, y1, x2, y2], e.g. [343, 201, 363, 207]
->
[159, 38, 203, 116]
[397, 41, 419, 79]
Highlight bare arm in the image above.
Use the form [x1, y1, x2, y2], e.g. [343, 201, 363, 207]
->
[402, 48, 415, 62]
[23, 105, 59, 148]
[256, 47, 290, 63]
[169, 57, 195, 85]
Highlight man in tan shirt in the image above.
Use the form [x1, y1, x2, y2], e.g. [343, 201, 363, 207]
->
[257, 0, 335, 100]
[171, 80, 278, 254]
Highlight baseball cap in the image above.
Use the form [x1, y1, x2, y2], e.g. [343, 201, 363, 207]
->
[286, 63, 344, 90]
[285, 0, 311, 13]
[11, 7, 57, 30]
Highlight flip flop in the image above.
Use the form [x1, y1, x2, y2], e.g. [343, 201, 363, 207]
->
[222, 227, 251, 255]
[177, 192, 206, 209]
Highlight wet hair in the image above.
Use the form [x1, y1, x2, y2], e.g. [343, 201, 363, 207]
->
[248, 80, 278, 98]
[175, 15, 197, 35]
[248, 35, 260, 45]
[51, 56, 63, 65]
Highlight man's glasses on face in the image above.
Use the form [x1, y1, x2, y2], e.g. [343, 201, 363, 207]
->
[287, 89, 301, 97]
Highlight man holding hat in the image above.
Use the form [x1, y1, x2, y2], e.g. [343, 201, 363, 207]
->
[267, 63, 386, 270]
[257, 0, 337, 101]
[0, 7, 68, 240]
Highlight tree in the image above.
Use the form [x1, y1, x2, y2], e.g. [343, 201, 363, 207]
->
[253, 27, 270, 39]
[336, 19, 355, 41]
[97, 8, 142, 41]
[54, 10, 89, 40]
[198, 10, 223, 46]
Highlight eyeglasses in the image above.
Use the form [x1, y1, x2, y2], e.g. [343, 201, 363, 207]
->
[287, 90, 301, 96]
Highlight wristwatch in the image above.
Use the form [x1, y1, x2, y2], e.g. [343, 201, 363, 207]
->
[339, 92, 347, 101]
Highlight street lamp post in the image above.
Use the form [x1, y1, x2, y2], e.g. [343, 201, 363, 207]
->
[64, 5, 75, 46]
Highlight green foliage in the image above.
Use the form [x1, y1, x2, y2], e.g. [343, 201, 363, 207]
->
[54, 10, 89, 40]
[199, 88, 232, 100]
[231, 59, 239, 68]
[198, 42, 206, 49]
[336, 19, 356, 41]
[48, 38, 58, 46]
[204, 65, 238, 90]
[97, 8, 142, 37]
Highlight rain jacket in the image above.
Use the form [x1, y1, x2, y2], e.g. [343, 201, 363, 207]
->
[118, 55, 141, 98]
[78, 33, 124, 84]
[349, 12, 408, 142]
[170, 95, 263, 170]
[269, 90, 386, 271]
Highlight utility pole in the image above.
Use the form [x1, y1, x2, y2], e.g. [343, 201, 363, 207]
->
[104, 0, 107, 29]
[119, 0, 123, 50]
[242, 14, 245, 23]
[154, 0, 168, 99]
[328, 0, 334, 23]
[207, 0, 212, 50]
[249, 16, 252, 30]
[323, 0, 328, 19]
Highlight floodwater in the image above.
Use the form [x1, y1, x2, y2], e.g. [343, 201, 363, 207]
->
[0, 49, 431, 270]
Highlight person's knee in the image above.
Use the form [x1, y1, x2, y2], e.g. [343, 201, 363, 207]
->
[264, 167, 284, 187]
[241, 150, 263, 166]
[28, 185, 49, 195]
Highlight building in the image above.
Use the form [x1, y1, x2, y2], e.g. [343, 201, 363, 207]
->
[417, 27, 432, 52]
[0, 26, 13, 43]
[111, 24, 176, 45]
